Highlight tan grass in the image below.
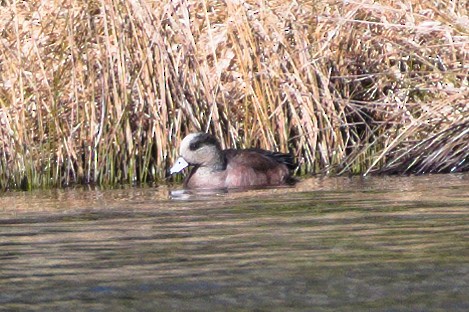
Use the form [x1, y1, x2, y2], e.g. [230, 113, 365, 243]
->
[0, 0, 468, 189]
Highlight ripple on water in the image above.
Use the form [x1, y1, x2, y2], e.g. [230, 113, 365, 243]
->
[0, 174, 468, 311]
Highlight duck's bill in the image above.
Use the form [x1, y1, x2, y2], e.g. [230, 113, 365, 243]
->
[170, 157, 189, 174]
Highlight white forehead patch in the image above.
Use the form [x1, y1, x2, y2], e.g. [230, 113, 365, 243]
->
[180, 132, 204, 154]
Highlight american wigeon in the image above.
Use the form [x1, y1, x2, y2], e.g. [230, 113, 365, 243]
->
[170, 133, 296, 189]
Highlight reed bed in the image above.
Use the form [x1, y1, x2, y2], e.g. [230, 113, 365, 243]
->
[0, 0, 467, 190]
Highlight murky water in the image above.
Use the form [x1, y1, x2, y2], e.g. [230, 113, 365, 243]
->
[1, 174, 468, 311]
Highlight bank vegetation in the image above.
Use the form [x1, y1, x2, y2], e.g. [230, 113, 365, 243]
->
[0, 0, 467, 190]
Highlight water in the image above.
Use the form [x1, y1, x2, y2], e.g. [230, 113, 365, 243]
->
[1, 174, 468, 311]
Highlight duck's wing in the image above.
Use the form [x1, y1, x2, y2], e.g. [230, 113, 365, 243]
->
[247, 148, 297, 170]
[224, 149, 296, 171]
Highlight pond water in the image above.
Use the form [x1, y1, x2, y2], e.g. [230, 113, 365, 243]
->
[1, 174, 468, 311]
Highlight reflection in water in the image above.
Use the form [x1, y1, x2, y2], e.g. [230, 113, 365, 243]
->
[1, 174, 468, 311]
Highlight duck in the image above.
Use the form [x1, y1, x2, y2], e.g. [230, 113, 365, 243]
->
[170, 132, 296, 189]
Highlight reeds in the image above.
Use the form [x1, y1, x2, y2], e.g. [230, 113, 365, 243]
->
[0, 0, 467, 190]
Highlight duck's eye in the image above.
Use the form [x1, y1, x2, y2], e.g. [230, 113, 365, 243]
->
[189, 142, 201, 151]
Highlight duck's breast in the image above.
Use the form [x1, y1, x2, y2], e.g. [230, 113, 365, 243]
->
[184, 167, 227, 189]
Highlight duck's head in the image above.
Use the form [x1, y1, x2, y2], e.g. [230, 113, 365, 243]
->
[170, 133, 224, 174]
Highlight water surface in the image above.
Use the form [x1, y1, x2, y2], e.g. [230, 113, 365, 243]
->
[1, 174, 468, 311]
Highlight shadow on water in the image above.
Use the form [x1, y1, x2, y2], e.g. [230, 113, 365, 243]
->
[0, 174, 468, 311]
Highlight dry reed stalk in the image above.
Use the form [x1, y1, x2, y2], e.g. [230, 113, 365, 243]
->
[0, 0, 467, 190]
